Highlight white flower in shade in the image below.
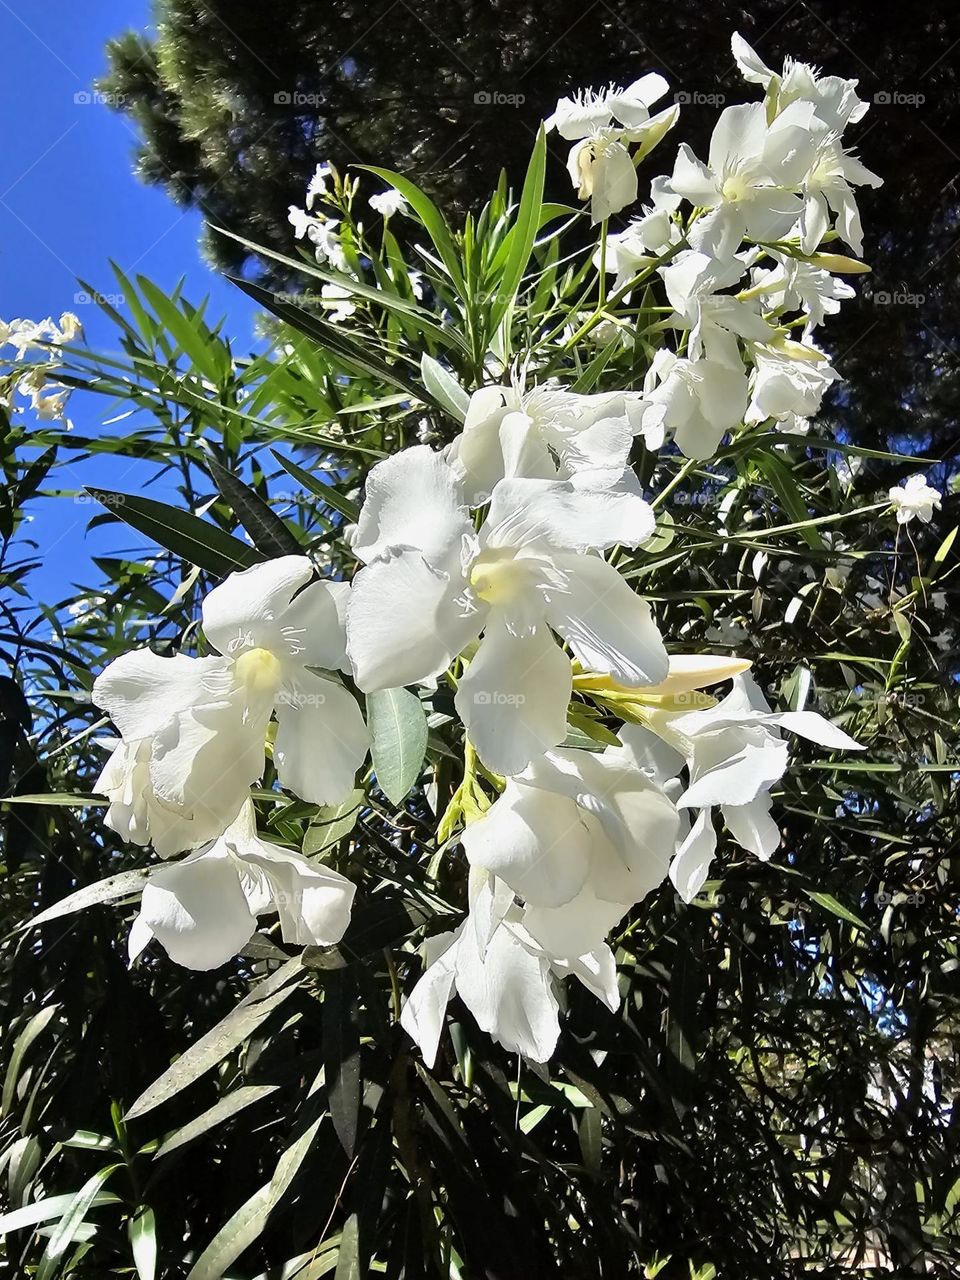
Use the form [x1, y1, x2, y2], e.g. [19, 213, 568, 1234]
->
[128, 801, 356, 971]
[731, 33, 869, 136]
[321, 283, 357, 323]
[306, 161, 334, 209]
[639, 347, 749, 458]
[602, 179, 683, 290]
[670, 100, 817, 258]
[369, 188, 408, 219]
[288, 205, 315, 240]
[462, 739, 680, 955]
[447, 378, 646, 503]
[346, 446, 667, 776]
[93, 556, 369, 856]
[547, 74, 679, 222]
[745, 338, 839, 426]
[635, 670, 863, 900]
[888, 474, 942, 526]
[400, 871, 619, 1065]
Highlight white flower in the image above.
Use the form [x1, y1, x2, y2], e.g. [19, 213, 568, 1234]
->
[638, 671, 863, 899]
[346, 447, 667, 775]
[447, 376, 645, 503]
[306, 161, 334, 209]
[888, 474, 942, 526]
[288, 205, 315, 240]
[93, 556, 369, 856]
[547, 74, 679, 222]
[321, 283, 357, 323]
[369, 188, 408, 219]
[640, 347, 749, 459]
[660, 249, 774, 363]
[1, 313, 81, 358]
[670, 100, 818, 257]
[400, 872, 619, 1065]
[749, 252, 855, 335]
[307, 220, 349, 273]
[745, 338, 839, 426]
[731, 33, 869, 136]
[798, 125, 882, 255]
[128, 801, 355, 970]
[602, 179, 683, 290]
[462, 740, 680, 954]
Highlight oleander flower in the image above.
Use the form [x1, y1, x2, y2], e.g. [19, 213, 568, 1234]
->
[93, 556, 369, 856]
[400, 871, 619, 1064]
[128, 800, 356, 970]
[888, 473, 942, 526]
[346, 446, 667, 775]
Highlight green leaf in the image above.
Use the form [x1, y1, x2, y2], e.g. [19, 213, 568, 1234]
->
[420, 353, 469, 423]
[22, 870, 150, 931]
[304, 789, 364, 856]
[270, 451, 361, 523]
[752, 453, 826, 551]
[366, 687, 428, 805]
[36, 1165, 121, 1280]
[206, 456, 303, 556]
[803, 889, 870, 931]
[334, 1214, 362, 1280]
[323, 970, 361, 1158]
[154, 1085, 280, 1160]
[86, 488, 265, 577]
[126, 974, 300, 1120]
[487, 125, 547, 337]
[0, 1192, 121, 1238]
[185, 1117, 322, 1280]
[137, 276, 226, 384]
[357, 166, 466, 294]
[2, 1005, 59, 1116]
[129, 1206, 157, 1280]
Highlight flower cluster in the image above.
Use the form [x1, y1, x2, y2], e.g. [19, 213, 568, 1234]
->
[0, 311, 81, 422]
[83, 34, 878, 1064]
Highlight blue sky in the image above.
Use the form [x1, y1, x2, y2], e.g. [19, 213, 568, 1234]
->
[0, 1, 256, 604]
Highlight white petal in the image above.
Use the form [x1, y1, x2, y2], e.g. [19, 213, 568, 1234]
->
[400, 931, 459, 1068]
[670, 143, 720, 208]
[589, 142, 638, 222]
[202, 556, 314, 658]
[274, 673, 369, 804]
[763, 710, 862, 750]
[93, 649, 228, 742]
[137, 852, 257, 970]
[613, 723, 685, 785]
[456, 619, 571, 776]
[523, 884, 629, 957]
[551, 943, 620, 1011]
[242, 844, 356, 946]
[722, 794, 781, 859]
[679, 724, 789, 808]
[670, 810, 717, 903]
[462, 779, 595, 908]
[546, 554, 668, 685]
[276, 578, 352, 671]
[485, 472, 654, 552]
[347, 549, 482, 690]
[454, 920, 560, 1063]
[352, 445, 470, 564]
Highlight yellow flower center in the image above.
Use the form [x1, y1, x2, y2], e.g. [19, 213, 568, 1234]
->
[469, 548, 528, 607]
[233, 646, 283, 697]
[721, 174, 750, 204]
